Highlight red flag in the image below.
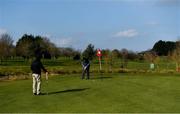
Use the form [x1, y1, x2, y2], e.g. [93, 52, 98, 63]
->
[96, 49, 102, 57]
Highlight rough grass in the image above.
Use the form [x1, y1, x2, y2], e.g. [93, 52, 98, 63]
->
[0, 73, 180, 113]
[0, 57, 177, 77]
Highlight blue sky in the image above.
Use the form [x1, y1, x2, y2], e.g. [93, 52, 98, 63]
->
[0, 0, 180, 51]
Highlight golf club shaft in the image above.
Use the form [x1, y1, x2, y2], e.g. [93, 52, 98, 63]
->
[46, 73, 48, 95]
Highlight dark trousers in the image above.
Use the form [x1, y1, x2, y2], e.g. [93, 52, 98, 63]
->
[82, 66, 90, 79]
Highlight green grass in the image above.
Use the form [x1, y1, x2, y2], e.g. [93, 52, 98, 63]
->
[0, 57, 177, 76]
[1, 73, 180, 113]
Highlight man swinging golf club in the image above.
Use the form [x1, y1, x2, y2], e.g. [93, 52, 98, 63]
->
[31, 53, 48, 95]
[82, 57, 90, 79]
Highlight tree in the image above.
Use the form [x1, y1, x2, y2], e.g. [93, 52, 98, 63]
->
[16, 34, 34, 59]
[144, 51, 158, 70]
[102, 49, 112, 72]
[144, 51, 157, 63]
[112, 49, 121, 59]
[73, 54, 81, 61]
[127, 51, 138, 60]
[120, 49, 128, 69]
[58, 47, 80, 60]
[152, 40, 176, 56]
[0, 33, 14, 62]
[171, 40, 180, 71]
[16, 34, 59, 59]
[41, 38, 60, 59]
[82, 44, 95, 60]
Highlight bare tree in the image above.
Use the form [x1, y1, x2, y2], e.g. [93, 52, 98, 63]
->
[120, 49, 128, 69]
[42, 38, 60, 59]
[0, 33, 14, 63]
[144, 51, 157, 63]
[171, 40, 180, 72]
[102, 49, 112, 72]
[143, 51, 157, 70]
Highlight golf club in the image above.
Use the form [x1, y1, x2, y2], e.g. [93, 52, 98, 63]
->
[83, 63, 90, 71]
[45, 72, 48, 95]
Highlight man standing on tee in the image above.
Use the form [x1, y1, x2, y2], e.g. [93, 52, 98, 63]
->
[31, 54, 48, 95]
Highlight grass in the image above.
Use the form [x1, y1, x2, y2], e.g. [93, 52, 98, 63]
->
[0, 57, 177, 76]
[1, 73, 180, 113]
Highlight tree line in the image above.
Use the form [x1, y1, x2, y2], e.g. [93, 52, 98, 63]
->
[0, 33, 180, 71]
[0, 33, 81, 61]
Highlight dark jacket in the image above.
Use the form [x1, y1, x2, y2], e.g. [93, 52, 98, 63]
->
[82, 58, 90, 67]
[31, 59, 47, 75]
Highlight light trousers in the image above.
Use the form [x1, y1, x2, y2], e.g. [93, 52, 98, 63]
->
[32, 73, 41, 94]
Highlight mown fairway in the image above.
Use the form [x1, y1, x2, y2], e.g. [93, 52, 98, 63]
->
[0, 73, 180, 113]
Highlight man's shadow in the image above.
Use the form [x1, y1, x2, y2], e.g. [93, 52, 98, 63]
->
[42, 88, 90, 95]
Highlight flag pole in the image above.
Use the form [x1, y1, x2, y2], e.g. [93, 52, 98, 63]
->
[99, 56, 102, 71]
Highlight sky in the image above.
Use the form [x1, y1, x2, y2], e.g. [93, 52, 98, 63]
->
[0, 0, 180, 52]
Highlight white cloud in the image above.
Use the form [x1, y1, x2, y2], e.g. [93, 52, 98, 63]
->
[0, 28, 7, 35]
[113, 29, 139, 38]
[55, 37, 74, 47]
[42, 34, 52, 38]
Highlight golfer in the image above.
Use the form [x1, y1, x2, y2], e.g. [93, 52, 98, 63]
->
[82, 57, 90, 79]
[31, 54, 48, 95]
